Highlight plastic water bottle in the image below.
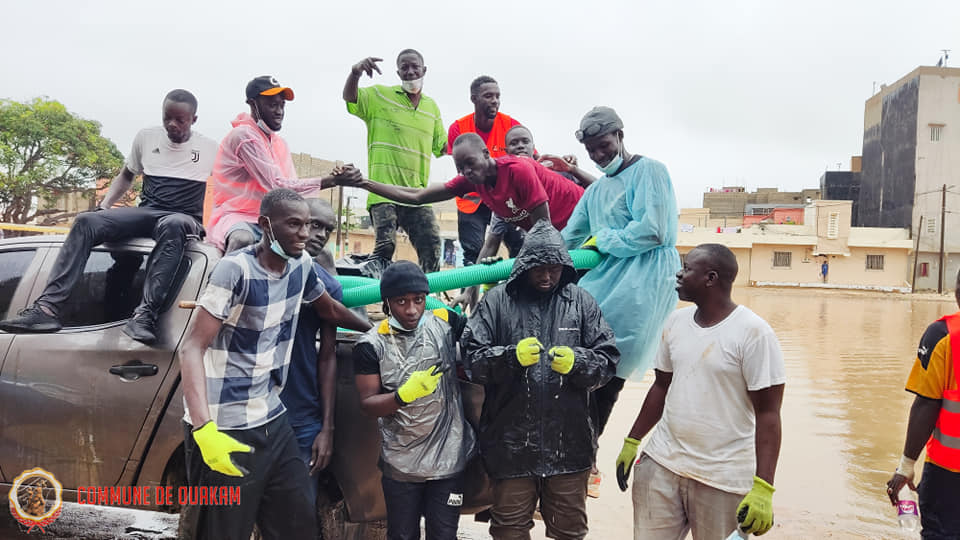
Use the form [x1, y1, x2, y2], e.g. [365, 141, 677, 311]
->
[725, 528, 748, 539]
[897, 485, 919, 531]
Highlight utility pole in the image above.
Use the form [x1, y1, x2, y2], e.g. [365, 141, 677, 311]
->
[912, 215, 923, 292]
[938, 184, 946, 294]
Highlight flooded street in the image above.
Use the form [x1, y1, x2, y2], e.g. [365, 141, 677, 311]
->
[577, 287, 958, 539]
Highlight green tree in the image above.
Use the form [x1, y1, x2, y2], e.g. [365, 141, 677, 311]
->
[0, 97, 124, 224]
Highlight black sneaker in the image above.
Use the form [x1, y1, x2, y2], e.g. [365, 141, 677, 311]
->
[122, 313, 158, 345]
[0, 305, 62, 333]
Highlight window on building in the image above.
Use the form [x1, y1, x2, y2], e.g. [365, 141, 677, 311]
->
[0, 249, 37, 319]
[920, 262, 929, 277]
[827, 212, 840, 239]
[930, 124, 943, 142]
[866, 254, 885, 270]
[927, 217, 937, 235]
[773, 251, 792, 268]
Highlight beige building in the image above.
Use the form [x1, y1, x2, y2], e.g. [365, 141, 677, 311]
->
[702, 186, 821, 221]
[678, 200, 914, 292]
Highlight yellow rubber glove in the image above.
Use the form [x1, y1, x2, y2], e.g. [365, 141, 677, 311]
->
[615, 437, 641, 492]
[516, 337, 543, 367]
[192, 421, 252, 477]
[581, 236, 598, 251]
[737, 476, 775, 535]
[396, 365, 443, 405]
[548, 346, 575, 374]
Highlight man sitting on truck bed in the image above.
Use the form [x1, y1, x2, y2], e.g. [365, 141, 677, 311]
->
[0, 89, 217, 345]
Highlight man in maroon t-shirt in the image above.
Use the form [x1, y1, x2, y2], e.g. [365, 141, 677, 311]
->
[336, 133, 583, 236]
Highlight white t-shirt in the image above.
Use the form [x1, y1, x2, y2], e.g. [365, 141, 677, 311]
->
[124, 126, 217, 219]
[643, 305, 786, 495]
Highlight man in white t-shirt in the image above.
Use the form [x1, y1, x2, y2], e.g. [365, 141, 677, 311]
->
[615, 243, 785, 539]
[0, 89, 217, 345]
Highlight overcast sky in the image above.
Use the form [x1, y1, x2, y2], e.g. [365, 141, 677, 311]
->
[3, 0, 957, 210]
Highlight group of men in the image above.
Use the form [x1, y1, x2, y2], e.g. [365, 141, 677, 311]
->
[0, 48, 793, 540]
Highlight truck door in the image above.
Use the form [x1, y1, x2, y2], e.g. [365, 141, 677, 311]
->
[0, 243, 198, 489]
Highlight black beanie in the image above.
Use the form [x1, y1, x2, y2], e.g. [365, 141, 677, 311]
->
[380, 261, 430, 299]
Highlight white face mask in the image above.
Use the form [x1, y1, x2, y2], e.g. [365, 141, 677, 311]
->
[401, 77, 424, 94]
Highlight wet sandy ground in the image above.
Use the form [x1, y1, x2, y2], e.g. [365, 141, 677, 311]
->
[5, 287, 955, 539]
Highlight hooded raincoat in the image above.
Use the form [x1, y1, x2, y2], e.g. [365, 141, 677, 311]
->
[463, 221, 619, 479]
[356, 309, 476, 482]
[207, 113, 328, 249]
[561, 156, 681, 381]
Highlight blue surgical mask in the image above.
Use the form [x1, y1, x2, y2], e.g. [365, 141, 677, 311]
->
[265, 218, 291, 260]
[596, 148, 624, 176]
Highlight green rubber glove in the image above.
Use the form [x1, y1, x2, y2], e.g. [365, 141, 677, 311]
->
[737, 476, 775, 535]
[581, 236, 598, 251]
[615, 437, 640, 491]
[192, 421, 252, 477]
[396, 365, 443, 404]
[548, 346, 575, 374]
[516, 337, 543, 367]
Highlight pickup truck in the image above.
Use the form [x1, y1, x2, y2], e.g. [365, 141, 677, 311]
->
[0, 235, 491, 539]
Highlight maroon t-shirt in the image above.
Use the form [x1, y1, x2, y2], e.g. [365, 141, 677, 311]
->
[444, 155, 584, 231]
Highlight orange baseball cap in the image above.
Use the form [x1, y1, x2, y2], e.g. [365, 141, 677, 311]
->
[245, 75, 294, 101]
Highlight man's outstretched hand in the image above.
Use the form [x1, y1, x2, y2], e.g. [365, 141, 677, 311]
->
[351, 57, 383, 78]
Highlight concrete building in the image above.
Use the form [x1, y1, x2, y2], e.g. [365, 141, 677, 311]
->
[819, 156, 862, 226]
[858, 66, 960, 291]
[677, 200, 914, 292]
[703, 186, 821, 221]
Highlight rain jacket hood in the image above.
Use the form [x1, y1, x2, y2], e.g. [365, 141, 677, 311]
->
[463, 224, 620, 479]
[504, 221, 579, 298]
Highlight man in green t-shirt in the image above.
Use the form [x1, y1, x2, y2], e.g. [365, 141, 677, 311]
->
[343, 49, 446, 274]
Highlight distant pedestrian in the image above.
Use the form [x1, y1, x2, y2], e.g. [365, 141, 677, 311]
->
[886, 269, 960, 537]
[820, 259, 829, 283]
[617, 244, 785, 539]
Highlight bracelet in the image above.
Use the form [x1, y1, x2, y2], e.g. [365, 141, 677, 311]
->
[896, 455, 917, 477]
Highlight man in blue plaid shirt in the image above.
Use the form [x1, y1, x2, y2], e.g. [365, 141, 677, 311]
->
[178, 188, 370, 540]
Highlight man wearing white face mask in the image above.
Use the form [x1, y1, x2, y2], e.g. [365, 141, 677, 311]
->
[561, 106, 682, 449]
[208, 75, 360, 253]
[343, 50, 446, 275]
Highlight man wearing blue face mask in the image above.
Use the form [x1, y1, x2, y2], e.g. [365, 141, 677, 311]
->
[343, 50, 446, 275]
[561, 106, 682, 443]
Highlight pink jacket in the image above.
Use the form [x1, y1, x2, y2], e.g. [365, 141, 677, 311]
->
[207, 113, 325, 249]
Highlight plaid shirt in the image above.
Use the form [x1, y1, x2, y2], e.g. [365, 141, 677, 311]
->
[185, 246, 326, 430]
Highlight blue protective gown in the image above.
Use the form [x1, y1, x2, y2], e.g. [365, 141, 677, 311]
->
[562, 156, 680, 381]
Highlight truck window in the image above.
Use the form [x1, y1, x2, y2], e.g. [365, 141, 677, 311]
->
[0, 249, 37, 319]
[58, 250, 149, 327]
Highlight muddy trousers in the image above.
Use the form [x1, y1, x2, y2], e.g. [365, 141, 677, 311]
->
[35, 207, 202, 319]
[182, 414, 317, 540]
[381, 474, 464, 540]
[489, 470, 590, 540]
[370, 203, 441, 273]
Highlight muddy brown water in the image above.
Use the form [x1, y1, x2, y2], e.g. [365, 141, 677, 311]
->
[569, 287, 958, 540]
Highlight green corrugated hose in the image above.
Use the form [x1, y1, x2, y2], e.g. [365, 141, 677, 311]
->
[337, 249, 602, 308]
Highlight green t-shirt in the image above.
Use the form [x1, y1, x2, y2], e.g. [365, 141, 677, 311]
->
[347, 85, 447, 208]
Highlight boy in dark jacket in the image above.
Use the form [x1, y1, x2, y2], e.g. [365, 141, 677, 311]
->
[462, 221, 619, 540]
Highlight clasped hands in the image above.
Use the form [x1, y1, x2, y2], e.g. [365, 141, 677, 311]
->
[330, 161, 365, 187]
[515, 337, 574, 374]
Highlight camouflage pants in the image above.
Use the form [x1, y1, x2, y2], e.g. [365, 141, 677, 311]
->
[369, 203, 440, 273]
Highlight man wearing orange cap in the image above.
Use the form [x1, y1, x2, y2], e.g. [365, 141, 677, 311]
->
[208, 76, 359, 252]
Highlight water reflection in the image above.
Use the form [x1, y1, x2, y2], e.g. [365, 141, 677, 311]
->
[738, 287, 956, 537]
